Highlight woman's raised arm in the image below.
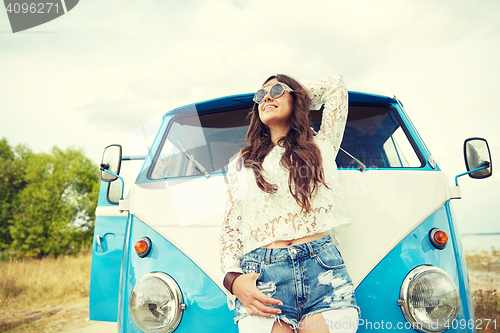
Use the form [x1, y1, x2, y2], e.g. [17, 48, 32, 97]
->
[307, 74, 349, 154]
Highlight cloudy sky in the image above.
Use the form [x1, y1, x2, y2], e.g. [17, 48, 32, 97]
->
[1, 0, 499, 234]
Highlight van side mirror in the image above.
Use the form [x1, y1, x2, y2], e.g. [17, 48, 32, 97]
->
[100, 144, 122, 182]
[464, 138, 492, 179]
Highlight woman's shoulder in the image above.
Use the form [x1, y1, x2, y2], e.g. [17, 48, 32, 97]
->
[226, 151, 244, 176]
[228, 150, 242, 164]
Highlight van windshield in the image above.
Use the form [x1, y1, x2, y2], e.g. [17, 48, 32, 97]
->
[325, 105, 423, 169]
[149, 104, 423, 179]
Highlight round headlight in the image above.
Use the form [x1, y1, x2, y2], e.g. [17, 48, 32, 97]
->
[130, 272, 186, 333]
[398, 265, 460, 332]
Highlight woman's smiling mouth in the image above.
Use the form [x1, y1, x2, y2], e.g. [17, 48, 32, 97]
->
[263, 104, 277, 112]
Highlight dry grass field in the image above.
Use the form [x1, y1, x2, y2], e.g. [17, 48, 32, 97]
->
[0, 249, 498, 332]
[0, 253, 91, 332]
[465, 249, 500, 333]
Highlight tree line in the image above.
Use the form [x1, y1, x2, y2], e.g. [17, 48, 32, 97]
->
[0, 138, 100, 259]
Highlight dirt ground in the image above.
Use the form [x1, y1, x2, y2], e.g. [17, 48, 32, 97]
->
[0, 298, 117, 333]
[60, 320, 117, 333]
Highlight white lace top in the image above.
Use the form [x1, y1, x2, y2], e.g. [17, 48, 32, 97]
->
[219, 74, 351, 278]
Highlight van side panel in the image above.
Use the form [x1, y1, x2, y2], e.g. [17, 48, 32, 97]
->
[355, 203, 474, 332]
[117, 215, 238, 332]
[446, 202, 475, 327]
[89, 182, 128, 322]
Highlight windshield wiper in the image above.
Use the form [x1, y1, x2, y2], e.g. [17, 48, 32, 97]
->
[176, 140, 210, 179]
[339, 147, 366, 172]
[310, 126, 366, 172]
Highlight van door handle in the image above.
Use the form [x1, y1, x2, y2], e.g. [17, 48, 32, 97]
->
[96, 235, 103, 252]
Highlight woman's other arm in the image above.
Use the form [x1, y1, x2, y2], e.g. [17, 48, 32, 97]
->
[219, 158, 244, 278]
[219, 157, 282, 316]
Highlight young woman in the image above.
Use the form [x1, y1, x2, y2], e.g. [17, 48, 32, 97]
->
[220, 74, 359, 333]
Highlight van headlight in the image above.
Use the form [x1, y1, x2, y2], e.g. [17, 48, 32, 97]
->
[398, 265, 460, 332]
[130, 272, 186, 333]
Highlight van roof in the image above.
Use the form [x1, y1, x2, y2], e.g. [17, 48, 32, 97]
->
[166, 91, 397, 117]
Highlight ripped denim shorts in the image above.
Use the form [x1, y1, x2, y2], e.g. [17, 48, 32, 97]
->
[234, 235, 360, 327]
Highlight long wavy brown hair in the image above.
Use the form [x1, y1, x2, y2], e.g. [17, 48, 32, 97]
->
[237, 74, 329, 214]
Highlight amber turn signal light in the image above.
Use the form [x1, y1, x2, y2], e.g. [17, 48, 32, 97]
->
[429, 228, 448, 250]
[135, 237, 152, 258]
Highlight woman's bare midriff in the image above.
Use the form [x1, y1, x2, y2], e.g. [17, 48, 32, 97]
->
[263, 231, 329, 249]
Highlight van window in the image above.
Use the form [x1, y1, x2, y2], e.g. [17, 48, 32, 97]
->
[150, 104, 423, 179]
[150, 109, 250, 179]
[326, 105, 424, 168]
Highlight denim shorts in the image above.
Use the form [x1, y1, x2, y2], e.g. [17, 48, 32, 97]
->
[234, 235, 360, 327]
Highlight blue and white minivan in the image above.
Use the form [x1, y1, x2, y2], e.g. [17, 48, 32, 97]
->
[89, 89, 493, 333]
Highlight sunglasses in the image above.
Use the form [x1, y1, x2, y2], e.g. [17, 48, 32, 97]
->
[253, 83, 293, 104]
